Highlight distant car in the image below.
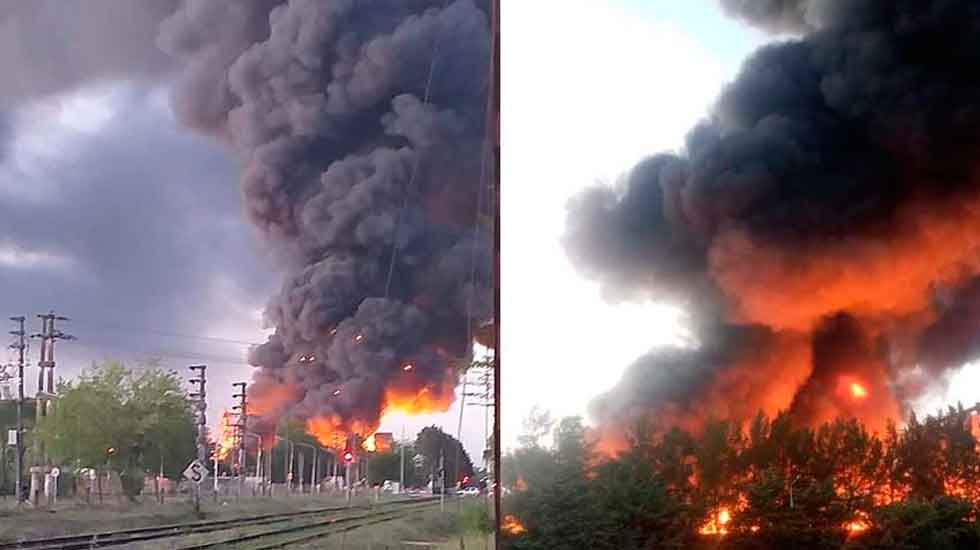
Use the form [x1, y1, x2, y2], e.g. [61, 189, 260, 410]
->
[461, 486, 480, 496]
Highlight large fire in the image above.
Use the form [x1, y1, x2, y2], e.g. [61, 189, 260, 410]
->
[215, 409, 237, 462]
[248, 384, 302, 417]
[502, 515, 526, 536]
[303, 385, 455, 450]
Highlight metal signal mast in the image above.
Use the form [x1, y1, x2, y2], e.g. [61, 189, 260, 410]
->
[188, 365, 207, 514]
[232, 381, 247, 499]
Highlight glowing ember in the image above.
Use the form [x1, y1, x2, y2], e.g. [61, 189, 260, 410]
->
[699, 508, 732, 536]
[502, 515, 526, 536]
[846, 520, 869, 534]
[850, 382, 868, 399]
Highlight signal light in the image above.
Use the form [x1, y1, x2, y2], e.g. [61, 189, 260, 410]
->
[343, 449, 354, 463]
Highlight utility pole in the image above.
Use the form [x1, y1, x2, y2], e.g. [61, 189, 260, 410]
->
[9, 317, 25, 504]
[298, 451, 305, 494]
[285, 429, 293, 496]
[188, 365, 207, 515]
[30, 311, 73, 506]
[232, 382, 246, 500]
[400, 426, 405, 494]
[490, 0, 500, 534]
[439, 447, 445, 513]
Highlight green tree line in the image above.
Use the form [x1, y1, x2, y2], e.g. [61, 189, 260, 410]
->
[34, 361, 197, 496]
[502, 407, 980, 550]
[0, 361, 478, 499]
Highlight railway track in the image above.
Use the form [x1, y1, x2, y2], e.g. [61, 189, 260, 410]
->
[181, 500, 440, 549]
[0, 497, 439, 550]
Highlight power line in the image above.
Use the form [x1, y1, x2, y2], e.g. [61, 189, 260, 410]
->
[69, 318, 263, 347]
[383, 0, 454, 298]
[70, 340, 250, 367]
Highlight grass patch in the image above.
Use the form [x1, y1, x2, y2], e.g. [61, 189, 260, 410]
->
[286, 500, 495, 550]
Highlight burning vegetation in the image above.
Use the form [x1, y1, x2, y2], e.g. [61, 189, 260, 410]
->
[502, 515, 527, 536]
[501, 408, 980, 549]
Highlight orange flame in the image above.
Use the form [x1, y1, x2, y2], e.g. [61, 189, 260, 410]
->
[383, 384, 455, 416]
[305, 415, 377, 450]
[699, 508, 732, 536]
[248, 384, 302, 417]
[215, 409, 237, 462]
[502, 515, 526, 536]
[847, 520, 869, 533]
[303, 384, 454, 450]
[850, 382, 868, 399]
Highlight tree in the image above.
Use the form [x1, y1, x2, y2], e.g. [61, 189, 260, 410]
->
[37, 362, 196, 488]
[367, 442, 423, 487]
[591, 447, 689, 550]
[415, 426, 474, 487]
[503, 409, 980, 549]
[849, 498, 980, 550]
[518, 406, 554, 448]
[503, 415, 598, 550]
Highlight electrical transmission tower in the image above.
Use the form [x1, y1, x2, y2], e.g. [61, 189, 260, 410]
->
[32, 311, 74, 416]
[30, 311, 73, 505]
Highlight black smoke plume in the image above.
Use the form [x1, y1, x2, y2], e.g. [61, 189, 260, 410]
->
[569, 0, 980, 441]
[156, 0, 493, 440]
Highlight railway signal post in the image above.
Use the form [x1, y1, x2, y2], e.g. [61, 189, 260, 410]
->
[188, 364, 207, 515]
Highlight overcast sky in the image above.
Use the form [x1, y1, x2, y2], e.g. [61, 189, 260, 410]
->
[501, 0, 980, 450]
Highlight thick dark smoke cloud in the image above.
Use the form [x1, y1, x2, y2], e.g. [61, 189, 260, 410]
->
[155, 0, 493, 438]
[569, 0, 980, 438]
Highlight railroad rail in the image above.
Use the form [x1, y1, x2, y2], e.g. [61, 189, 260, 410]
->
[0, 497, 439, 550]
[182, 500, 440, 549]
